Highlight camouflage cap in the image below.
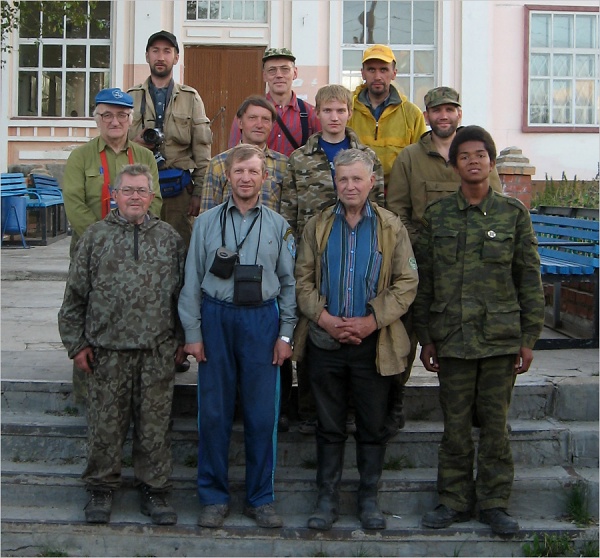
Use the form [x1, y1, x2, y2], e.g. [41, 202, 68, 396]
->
[262, 47, 296, 63]
[424, 86, 461, 109]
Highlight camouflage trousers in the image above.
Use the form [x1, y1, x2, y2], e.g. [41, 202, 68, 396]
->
[82, 339, 177, 492]
[161, 189, 193, 250]
[436, 354, 516, 512]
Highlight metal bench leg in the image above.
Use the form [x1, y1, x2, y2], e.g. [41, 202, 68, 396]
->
[552, 281, 562, 329]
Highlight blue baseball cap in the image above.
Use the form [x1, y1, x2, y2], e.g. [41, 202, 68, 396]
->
[94, 88, 134, 108]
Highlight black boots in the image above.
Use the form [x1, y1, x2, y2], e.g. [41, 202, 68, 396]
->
[307, 443, 345, 530]
[357, 444, 387, 530]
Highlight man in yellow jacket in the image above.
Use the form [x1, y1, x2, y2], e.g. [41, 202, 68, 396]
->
[348, 44, 426, 191]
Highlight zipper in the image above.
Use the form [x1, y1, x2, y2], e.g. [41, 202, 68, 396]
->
[134, 225, 139, 261]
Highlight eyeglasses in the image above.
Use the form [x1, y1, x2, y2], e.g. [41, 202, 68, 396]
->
[97, 111, 131, 122]
[116, 186, 153, 197]
[265, 65, 293, 77]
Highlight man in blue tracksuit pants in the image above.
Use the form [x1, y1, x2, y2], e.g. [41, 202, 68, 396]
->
[179, 144, 297, 529]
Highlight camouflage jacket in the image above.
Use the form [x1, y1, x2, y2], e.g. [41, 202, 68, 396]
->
[280, 128, 385, 240]
[413, 188, 545, 358]
[58, 211, 186, 358]
[387, 130, 503, 245]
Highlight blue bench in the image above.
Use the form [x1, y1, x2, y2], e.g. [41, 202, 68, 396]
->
[26, 174, 68, 245]
[1, 173, 29, 248]
[531, 213, 599, 349]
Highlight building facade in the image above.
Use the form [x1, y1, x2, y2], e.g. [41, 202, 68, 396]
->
[1, 0, 598, 180]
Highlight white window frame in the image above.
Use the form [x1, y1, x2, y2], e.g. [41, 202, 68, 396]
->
[16, 0, 112, 119]
[185, 0, 267, 23]
[523, 5, 599, 133]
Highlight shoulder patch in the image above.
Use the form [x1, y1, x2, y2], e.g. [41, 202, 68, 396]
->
[409, 257, 418, 270]
[283, 227, 296, 258]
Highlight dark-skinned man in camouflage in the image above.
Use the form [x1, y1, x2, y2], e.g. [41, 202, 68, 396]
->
[58, 164, 186, 526]
[413, 126, 544, 536]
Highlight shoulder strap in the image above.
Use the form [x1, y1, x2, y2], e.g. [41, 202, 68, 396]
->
[275, 114, 299, 151]
[297, 98, 309, 147]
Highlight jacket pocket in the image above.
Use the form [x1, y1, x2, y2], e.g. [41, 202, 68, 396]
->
[483, 300, 521, 341]
[424, 181, 457, 204]
[433, 229, 458, 265]
[428, 300, 449, 342]
[170, 113, 192, 145]
[481, 231, 514, 264]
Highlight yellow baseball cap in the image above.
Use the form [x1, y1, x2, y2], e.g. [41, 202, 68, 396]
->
[362, 45, 396, 64]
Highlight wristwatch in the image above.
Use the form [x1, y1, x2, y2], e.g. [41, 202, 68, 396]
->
[279, 335, 292, 345]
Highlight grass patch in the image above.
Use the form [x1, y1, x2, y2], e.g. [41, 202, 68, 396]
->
[44, 406, 80, 417]
[523, 533, 575, 557]
[36, 549, 68, 557]
[383, 455, 411, 470]
[532, 174, 599, 210]
[566, 483, 593, 527]
[580, 540, 600, 557]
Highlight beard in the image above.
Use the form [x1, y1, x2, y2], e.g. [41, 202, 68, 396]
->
[430, 122, 458, 139]
[150, 64, 172, 78]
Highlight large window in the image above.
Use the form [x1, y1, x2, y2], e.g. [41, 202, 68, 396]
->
[186, 1, 267, 22]
[525, 6, 599, 131]
[341, 0, 436, 106]
[17, 1, 111, 118]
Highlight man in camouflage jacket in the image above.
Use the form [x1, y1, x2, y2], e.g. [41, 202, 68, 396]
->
[58, 164, 186, 526]
[413, 126, 544, 536]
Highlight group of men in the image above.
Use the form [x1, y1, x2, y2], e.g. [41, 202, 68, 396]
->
[58, 33, 545, 536]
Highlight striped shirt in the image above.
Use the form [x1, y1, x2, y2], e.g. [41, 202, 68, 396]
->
[200, 146, 288, 213]
[321, 201, 382, 318]
[228, 92, 321, 157]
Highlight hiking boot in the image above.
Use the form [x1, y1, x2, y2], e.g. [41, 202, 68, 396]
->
[422, 504, 471, 529]
[198, 504, 229, 528]
[243, 503, 283, 528]
[84, 489, 113, 524]
[479, 507, 519, 536]
[298, 419, 317, 435]
[140, 486, 177, 525]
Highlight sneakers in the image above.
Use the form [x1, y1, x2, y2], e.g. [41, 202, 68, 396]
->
[84, 490, 113, 524]
[422, 504, 471, 529]
[297, 419, 317, 435]
[140, 486, 177, 525]
[198, 504, 230, 528]
[243, 503, 283, 528]
[479, 507, 519, 536]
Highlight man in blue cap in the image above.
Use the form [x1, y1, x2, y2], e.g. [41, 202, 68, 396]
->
[63, 87, 162, 404]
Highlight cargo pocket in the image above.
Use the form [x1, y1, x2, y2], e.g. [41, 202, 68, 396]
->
[481, 232, 514, 264]
[483, 301, 521, 341]
[429, 300, 449, 342]
[433, 229, 459, 265]
[171, 113, 192, 145]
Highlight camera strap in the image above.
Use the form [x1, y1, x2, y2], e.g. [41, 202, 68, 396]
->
[141, 79, 175, 131]
[100, 147, 134, 218]
[220, 203, 262, 265]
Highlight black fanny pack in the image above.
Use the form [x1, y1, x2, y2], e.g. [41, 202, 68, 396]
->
[158, 168, 192, 198]
[233, 264, 263, 306]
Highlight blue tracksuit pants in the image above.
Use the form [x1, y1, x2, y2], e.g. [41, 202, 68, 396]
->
[197, 294, 280, 508]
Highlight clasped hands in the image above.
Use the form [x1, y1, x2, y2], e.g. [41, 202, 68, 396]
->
[317, 310, 377, 345]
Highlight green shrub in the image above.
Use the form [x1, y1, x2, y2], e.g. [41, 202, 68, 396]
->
[532, 174, 599, 209]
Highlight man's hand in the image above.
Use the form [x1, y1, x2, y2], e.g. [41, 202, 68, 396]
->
[73, 347, 95, 374]
[514, 347, 534, 375]
[317, 310, 361, 345]
[272, 338, 292, 366]
[175, 345, 187, 366]
[185, 342, 207, 363]
[131, 130, 155, 150]
[420, 343, 439, 372]
[337, 315, 377, 344]
[188, 195, 201, 217]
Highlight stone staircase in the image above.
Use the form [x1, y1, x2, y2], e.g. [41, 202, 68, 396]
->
[1, 361, 598, 557]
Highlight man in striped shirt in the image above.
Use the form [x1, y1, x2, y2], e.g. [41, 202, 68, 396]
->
[228, 47, 321, 157]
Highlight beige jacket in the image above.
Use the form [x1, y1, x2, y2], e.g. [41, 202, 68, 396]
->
[129, 79, 212, 195]
[294, 202, 418, 375]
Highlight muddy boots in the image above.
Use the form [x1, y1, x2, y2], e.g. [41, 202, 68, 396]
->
[357, 444, 387, 530]
[307, 443, 345, 530]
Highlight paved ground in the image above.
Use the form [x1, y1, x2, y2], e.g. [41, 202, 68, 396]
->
[1, 237, 598, 385]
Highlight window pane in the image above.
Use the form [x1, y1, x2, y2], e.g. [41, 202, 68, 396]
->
[576, 15, 596, 49]
[19, 44, 39, 67]
[187, 1, 197, 19]
[576, 54, 595, 78]
[395, 76, 410, 97]
[67, 45, 86, 68]
[390, 1, 411, 44]
[42, 8, 64, 38]
[244, 0, 254, 20]
[43, 45, 63, 68]
[90, 1, 111, 39]
[370, 1, 389, 44]
[553, 14, 573, 49]
[18, 71, 38, 116]
[90, 72, 110, 115]
[196, 0, 208, 19]
[552, 79, 571, 123]
[414, 76, 434, 110]
[66, 10, 87, 38]
[256, 1, 267, 22]
[220, 1, 231, 19]
[91, 46, 110, 68]
[414, 50, 434, 74]
[19, 2, 41, 38]
[530, 53, 549, 77]
[531, 14, 550, 48]
[42, 71, 63, 117]
[529, 79, 549, 123]
[343, 1, 365, 44]
[66, 72, 86, 117]
[395, 50, 410, 74]
[232, 1, 244, 20]
[413, 1, 434, 45]
[575, 80, 594, 124]
[553, 54, 572, 77]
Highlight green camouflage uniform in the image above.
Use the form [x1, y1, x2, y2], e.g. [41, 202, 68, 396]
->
[58, 211, 186, 492]
[413, 188, 544, 512]
[280, 128, 385, 240]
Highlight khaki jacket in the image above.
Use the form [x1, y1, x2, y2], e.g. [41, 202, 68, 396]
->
[129, 79, 212, 195]
[294, 202, 418, 375]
